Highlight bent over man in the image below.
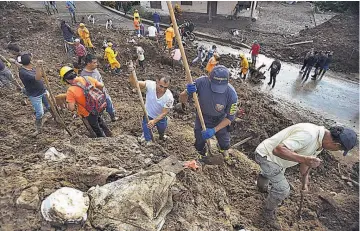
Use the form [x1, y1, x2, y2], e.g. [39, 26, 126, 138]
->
[255, 123, 357, 229]
[179, 65, 238, 160]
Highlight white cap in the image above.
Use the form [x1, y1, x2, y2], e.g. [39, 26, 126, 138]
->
[74, 38, 80, 43]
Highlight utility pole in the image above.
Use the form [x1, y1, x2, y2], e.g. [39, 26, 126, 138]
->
[208, 2, 212, 22]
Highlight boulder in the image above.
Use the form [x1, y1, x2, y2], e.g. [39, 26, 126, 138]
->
[16, 186, 40, 210]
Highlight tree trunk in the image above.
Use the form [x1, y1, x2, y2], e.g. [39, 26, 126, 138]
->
[208, 2, 212, 22]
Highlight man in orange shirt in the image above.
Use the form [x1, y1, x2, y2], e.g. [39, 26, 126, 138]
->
[59, 66, 111, 137]
[134, 16, 140, 36]
[165, 24, 175, 51]
[206, 53, 220, 73]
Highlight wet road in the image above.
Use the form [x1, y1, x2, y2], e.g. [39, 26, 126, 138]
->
[196, 40, 359, 131]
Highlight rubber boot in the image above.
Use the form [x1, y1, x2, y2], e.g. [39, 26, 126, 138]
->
[263, 208, 282, 230]
[109, 112, 119, 122]
[101, 123, 113, 137]
[31, 118, 43, 137]
[257, 173, 270, 193]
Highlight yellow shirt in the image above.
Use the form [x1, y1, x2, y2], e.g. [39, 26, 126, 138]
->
[256, 123, 325, 169]
[165, 27, 175, 42]
[134, 12, 140, 20]
[105, 47, 117, 63]
[240, 58, 249, 69]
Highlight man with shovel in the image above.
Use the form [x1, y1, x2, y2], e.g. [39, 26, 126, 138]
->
[179, 65, 238, 161]
[254, 123, 357, 229]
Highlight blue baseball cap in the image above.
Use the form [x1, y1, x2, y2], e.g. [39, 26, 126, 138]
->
[209, 65, 229, 93]
[330, 126, 357, 156]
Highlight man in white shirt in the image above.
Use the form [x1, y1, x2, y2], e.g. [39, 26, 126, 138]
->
[128, 65, 174, 144]
[147, 25, 158, 41]
[254, 123, 357, 229]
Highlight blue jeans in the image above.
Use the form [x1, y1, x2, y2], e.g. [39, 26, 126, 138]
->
[142, 116, 167, 141]
[105, 94, 115, 115]
[154, 22, 160, 33]
[29, 92, 50, 120]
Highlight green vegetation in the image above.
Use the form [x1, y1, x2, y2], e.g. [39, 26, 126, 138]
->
[314, 1, 359, 14]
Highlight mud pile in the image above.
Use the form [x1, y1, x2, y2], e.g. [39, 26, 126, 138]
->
[0, 4, 358, 231]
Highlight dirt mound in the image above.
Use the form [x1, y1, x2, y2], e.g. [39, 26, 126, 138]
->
[0, 4, 358, 231]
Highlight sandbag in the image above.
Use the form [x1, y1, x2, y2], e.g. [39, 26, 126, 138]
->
[88, 170, 176, 231]
[41, 187, 89, 224]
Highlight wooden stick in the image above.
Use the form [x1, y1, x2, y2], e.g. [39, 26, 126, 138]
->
[287, 40, 313, 46]
[129, 60, 154, 142]
[41, 65, 72, 136]
[232, 136, 252, 149]
[81, 117, 97, 138]
[166, 1, 212, 155]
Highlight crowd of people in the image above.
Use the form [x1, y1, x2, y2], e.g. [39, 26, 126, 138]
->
[0, 4, 356, 230]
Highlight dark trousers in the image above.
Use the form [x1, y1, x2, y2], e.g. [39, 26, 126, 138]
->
[86, 113, 109, 137]
[300, 59, 308, 71]
[139, 60, 144, 70]
[302, 65, 313, 81]
[268, 72, 277, 88]
[78, 56, 85, 65]
[318, 67, 328, 79]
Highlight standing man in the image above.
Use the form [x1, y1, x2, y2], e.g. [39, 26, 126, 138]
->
[81, 54, 118, 122]
[239, 54, 249, 79]
[49, 1, 58, 14]
[133, 9, 140, 21]
[65, 0, 77, 24]
[18, 54, 51, 137]
[128, 64, 174, 145]
[254, 123, 357, 229]
[43, 1, 52, 15]
[134, 16, 141, 36]
[249, 40, 260, 68]
[299, 48, 314, 73]
[104, 42, 121, 74]
[60, 20, 75, 57]
[153, 11, 161, 33]
[165, 24, 175, 52]
[66, 38, 87, 66]
[136, 46, 145, 71]
[59, 66, 111, 137]
[206, 53, 220, 74]
[0, 55, 20, 90]
[267, 59, 281, 88]
[147, 25, 158, 41]
[179, 65, 238, 160]
[318, 51, 333, 80]
[78, 23, 94, 52]
[302, 51, 318, 82]
[191, 45, 206, 66]
[312, 51, 327, 80]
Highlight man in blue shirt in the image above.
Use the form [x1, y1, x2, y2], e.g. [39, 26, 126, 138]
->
[179, 65, 238, 161]
[153, 11, 161, 33]
[65, 1, 77, 24]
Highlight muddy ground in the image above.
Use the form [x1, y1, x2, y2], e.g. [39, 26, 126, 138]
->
[0, 3, 359, 231]
[154, 2, 359, 80]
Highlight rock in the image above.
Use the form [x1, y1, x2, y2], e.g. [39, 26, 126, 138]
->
[16, 186, 40, 210]
[44, 147, 66, 161]
[289, 56, 294, 60]
[144, 158, 152, 165]
[347, 181, 353, 187]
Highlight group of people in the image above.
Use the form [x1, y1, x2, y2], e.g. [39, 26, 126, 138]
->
[43, 1, 58, 15]
[300, 48, 333, 82]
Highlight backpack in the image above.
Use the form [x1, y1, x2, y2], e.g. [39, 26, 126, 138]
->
[74, 76, 107, 115]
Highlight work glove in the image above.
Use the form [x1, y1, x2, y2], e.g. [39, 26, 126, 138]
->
[201, 128, 215, 140]
[6, 62, 11, 67]
[186, 83, 197, 95]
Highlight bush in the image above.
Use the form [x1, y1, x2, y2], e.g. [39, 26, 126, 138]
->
[314, 1, 359, 14]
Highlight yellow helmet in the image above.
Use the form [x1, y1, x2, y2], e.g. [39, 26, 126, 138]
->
[107, 42, 113, 47]
[59, 66, 74, 84]
[79, 23, 85, 27]
[239, 54, 245, 59]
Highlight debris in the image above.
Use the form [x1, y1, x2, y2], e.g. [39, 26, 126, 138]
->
[232, 136, 252, 149]
[183, 160, 200, 170]
[44, 147, 66, 161]
[41, 187, 89, 224]
[16, 186, 40, 210]
[286, 40, 314, 46]
[341, 175, 359, 187]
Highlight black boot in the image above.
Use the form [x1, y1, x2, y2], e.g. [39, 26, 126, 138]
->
[31, 118, 43, 137]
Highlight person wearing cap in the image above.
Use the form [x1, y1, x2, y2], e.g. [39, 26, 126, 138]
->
[104, 42, 121, 74]
[254, 123, 357, 229]
[133, 9, 140, 21]
[77, 23, 94, 52]
[165, 24, 175, 51]
[18, 54, 51, 137]
[239, 53, 249, 79]
[66, 38, 87, 65]
[59, 66, 112, 137]
[179, 65, 238, 160]
[81, 54, 119, 122]
[267, 58, 281, 88]
[249, 40, 260, 68]
[205, 53, 220, 74]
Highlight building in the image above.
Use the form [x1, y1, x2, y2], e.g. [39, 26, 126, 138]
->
[140, 1, 257, 19]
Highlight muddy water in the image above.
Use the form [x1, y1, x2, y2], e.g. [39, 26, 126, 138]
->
[196, 40, 359, 132]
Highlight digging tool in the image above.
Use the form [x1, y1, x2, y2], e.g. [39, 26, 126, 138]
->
[166, 1, 213, 157]
[298, 167, 311, 219]
[129, 60, 155, 142]
[81, 117, 97, 138]
[40, 65, 72, 136]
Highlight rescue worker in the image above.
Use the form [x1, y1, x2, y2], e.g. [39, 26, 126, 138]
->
[133, 9, 140, 21]
[318, 51, 333, 80]
[66, 38, 87, 65]
[128, 63, 174, 145]
[239, 54, 249, 79]
[302, 51, 318, 82]
[174, 3, 182, 19]
[299, 48, 314, 73]
[205, 53, 220, 74]
[65, 0, 76, 24]
[17, 54, 51, 137]
[0, 54, 20, 90]
[165, 24, 175, 52]
[153, 11, 161, 33]
[134, 16, 141, 36]
[60, 20, 75, 57]
[77, 23, 94, 52]
[191, 45, 206, 66]
[312, 51, 327, 80]
[249, 40, 260, 67]
[59, 66, 111, 137]
[81, 54, 118, 122]
[179, 65, 238, 161]
[255, 123, 357, 229]
[104, 42, 121, 74]
[267, 58, 281, 88]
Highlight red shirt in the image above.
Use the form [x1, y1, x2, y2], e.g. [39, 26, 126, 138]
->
[75, 44, 87, 57]
[251, 43, 260, 55]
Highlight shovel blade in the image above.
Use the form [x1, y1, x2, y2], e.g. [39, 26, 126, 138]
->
[200, 154, 224, 165]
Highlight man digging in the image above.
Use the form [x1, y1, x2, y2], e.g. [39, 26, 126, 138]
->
[254, 123, 357, 229]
